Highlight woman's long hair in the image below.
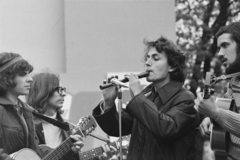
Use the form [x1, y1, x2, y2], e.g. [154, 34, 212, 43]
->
[26, 72, 59, 114]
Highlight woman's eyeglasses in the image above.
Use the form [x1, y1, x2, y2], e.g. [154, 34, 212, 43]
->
[54, 86, 66, 95]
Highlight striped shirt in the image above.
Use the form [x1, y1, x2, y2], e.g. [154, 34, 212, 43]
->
[215, 76, 240, 160]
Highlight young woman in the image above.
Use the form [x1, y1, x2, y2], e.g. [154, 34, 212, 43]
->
[0, 52, 83, 160]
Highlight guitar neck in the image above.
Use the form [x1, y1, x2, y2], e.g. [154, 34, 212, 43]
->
[43, 130, 84, 160]
[79, 141, 118, 160]
[203, 72, 212, 99]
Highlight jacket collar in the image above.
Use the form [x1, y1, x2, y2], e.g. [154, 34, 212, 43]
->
[144, 81, 183, 104]
[0, 96, 34, 113]
[0, 96, 18, 106]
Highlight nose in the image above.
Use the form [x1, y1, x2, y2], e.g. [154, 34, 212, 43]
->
[62, 90, 66, 96]
[217, 48, 224, 57]
[60, 88, 67, 97]
[145, 58, 151, 67]
[27, 74, 33, 82]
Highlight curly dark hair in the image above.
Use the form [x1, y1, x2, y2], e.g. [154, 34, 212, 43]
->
[26, 72, 60, 114]
[216, 22, 240, 56]
[143, 36, 186, 83]
[0, 52, 33, 96]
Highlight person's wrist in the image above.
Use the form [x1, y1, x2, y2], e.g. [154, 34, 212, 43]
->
[103, 100, 114, 110]
[212, 108, 220, 120]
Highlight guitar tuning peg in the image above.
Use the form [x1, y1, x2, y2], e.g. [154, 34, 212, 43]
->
[210, 88, 215, 95]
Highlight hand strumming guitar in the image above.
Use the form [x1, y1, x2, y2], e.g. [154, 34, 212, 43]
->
[199, 117, 211, 139]
[194, 92, 220, 139]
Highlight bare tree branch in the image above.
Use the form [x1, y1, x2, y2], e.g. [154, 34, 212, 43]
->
[210, 0, 230, 55]
[201, 0, 216, 47]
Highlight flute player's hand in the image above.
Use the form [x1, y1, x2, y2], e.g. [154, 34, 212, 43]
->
[124, 73, 141, 97]
[102, 76, 118, 110]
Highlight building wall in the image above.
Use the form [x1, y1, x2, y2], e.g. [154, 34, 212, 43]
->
[63, 0, 176, 151]
[62, 0, 176, 93]
[0, 0, 66, 73]
[0, 0, 175, 151]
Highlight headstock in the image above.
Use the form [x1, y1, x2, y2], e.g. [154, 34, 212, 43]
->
[203, 72, 214, 99]
[77, 115, 97, 137]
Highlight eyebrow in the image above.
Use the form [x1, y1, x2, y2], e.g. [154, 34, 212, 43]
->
[147, 53, 160, 57]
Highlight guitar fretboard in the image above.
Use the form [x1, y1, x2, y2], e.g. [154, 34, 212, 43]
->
[43, 130, 83, 160]
[79, 141, 118, 160]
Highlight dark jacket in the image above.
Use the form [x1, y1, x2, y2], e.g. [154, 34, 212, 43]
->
[93, 81, 200, 160]
[0, 97, 78, 160]
[0, 97, 50, 160]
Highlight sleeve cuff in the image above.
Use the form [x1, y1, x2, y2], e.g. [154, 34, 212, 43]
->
[99, 101, 105, 114]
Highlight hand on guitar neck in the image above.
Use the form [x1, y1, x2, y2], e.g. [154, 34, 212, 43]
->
[98, 144, 118, 160]
[194, 72, 220, 120]
[194, 92, 220, 120]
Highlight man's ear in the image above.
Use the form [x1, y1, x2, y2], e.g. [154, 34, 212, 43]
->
[169, 67, 176, 72]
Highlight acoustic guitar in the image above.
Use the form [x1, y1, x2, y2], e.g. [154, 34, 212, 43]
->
[79, 135, 130, 160]
[10, 115, 97, 160]
[203, 72, 233, 160]
[210, 98, 233, 160]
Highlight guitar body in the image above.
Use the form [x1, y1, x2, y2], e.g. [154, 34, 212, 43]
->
[210, 123, 228, 160]
[210, 98, 234, 160]
[11, 115, 97, 160]
[11, 148, 41, 160]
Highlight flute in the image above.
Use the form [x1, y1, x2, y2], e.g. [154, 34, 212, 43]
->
[99, 71, 149, 90]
